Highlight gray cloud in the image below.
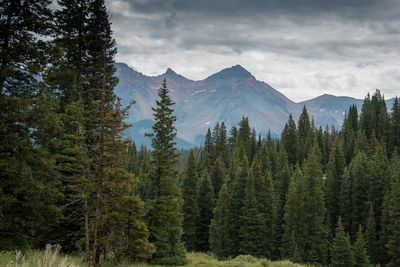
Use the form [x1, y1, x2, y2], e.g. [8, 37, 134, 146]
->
[106, 0, 400, 101]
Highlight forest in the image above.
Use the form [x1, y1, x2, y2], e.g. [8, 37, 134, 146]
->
[1, 0, 400, 266]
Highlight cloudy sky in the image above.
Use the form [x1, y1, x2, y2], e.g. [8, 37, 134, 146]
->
[105, 0, 400, 102]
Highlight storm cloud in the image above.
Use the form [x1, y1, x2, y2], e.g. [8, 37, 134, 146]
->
[105, 0, 400, 101]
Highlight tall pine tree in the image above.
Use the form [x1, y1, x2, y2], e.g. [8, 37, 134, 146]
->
[181, 151, 199, 251]
[146, 79, 187, 265]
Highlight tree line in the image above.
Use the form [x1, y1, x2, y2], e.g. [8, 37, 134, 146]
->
[1, 0, 400, 266]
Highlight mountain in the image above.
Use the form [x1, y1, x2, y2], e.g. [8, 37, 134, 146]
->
[114, 62, 395, 148]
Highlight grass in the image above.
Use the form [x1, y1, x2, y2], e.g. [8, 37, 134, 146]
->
[0, 245, 309, 267]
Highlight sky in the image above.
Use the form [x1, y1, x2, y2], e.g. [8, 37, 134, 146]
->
[105, 0, 400, 102]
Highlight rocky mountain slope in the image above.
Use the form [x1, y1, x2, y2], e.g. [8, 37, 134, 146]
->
[114, 62, 395, 148]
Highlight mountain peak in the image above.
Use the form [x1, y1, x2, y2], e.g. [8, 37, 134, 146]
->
[165, 67, 177, 75]
[206, 64, 254, 80]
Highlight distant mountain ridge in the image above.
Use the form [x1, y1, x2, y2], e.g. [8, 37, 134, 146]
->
[114, 62, 395, 148]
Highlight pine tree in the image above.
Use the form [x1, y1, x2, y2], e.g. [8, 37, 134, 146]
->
[81, 1, 119, 264]
[228, 153, 249, 256]
[196, 171, 214, 252]
[365, 207, 379, 264]
[56, 99, 92, 256]
[348, 152, 370, 238]
[342, 105, 358, 163]
[146, 79, 187, 265]
[281, 114, 299, 167]
[239, 173, 263, 256]
[215, 122, 229, 166]
[281, 165, 305, 261]
[325, 139, 346, 235]
[101, 99, 154, 262]
[251, 157, 274, 257]
[297, 106, 313, 163]
[181, 151, 199, 251]
[330, 219, 354, 267]
[389, 97, 400, 154]
[282, 145, 328, 264]
[383, 168, 400, 267]
[209, 184, 234, 259]
[210, 155, 226, 201]
[236, 117, 252, 161]
[272, 145, 291, 259]
[368, 143, 390, 234]
[0, 0, 58, 249]
[359, 90, 389, 142]
[353, 225, 370, 267]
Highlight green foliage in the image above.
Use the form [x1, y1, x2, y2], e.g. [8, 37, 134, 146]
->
[359, 90, 389, 143]
[330, 219, 354, 267]
[181, 151, 199, 251]
[281, 114, 299, 167]
[325, 139, 346, 235]
[368, 143, 390, 233]
[365, 208, 379, 264]
[282, 145, 328, 264]
[209, 184, 234, 259]
[251, 157, 274, 258]
[383, 167, 400, 267]
[147, 79, 187, 265]
[353, 225, 370, 267]
[211, 156, 226, 200]
[340, 152, 370, 238]
[239, 173, 263, 256]
[272, 146, 291, 259]
[389, 97, 400, 154]
[229, 154, 250, 256]
[196, 171, 214, 252]
[297, 106, 313, 164]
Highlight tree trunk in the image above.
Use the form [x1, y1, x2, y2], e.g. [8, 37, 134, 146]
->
[93, 57, 107, 267]
[84, 191, 90, 264]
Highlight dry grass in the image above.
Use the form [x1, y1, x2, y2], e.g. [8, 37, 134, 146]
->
[0, 247, 310, 267]
[0, 244, 80, 267]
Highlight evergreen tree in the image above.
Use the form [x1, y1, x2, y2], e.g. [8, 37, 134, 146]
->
[330, 219, 354, 267]
[282, 145, 328, 264]
[228, 153, 249, 256]
[340, 152, 371, 238]
[342, 105, 358, 163]
[196, 171, 214, 252]
[339, 167, 353, 235]
[368, 143, 390, 233]
[236, 117, 252, 161]
[101, 99, 154, 262]
[146, 79, 187, 265]
[210, 155, 226, 201]
[239, 173, 263, 256]
[215, 122, 229, 166]
[0, 0, 59, 250]
[272, 145, 291, 259]
[353, 225, 370, 267]
[56, 100, 92, 256]
[365, 207, 379, 264]
[383, 168, 400, 267]
[281, 114, 299, 167]
[81, 1, 120, 264]
[297, 106, 313, 163]
[389, 97, 400, 154]
[325, 140, 346, 235]
[181, 151, 199, 251]
[359, 90, 389, 142]
[281, 165, 305, 261]
[209, 184, 234, 259]
[251, 157, 274, 257]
